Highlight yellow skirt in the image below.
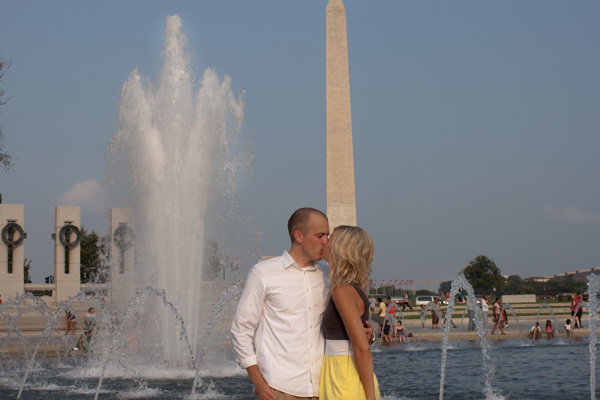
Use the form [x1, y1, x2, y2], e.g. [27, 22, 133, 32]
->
[319, 354, 381, 400]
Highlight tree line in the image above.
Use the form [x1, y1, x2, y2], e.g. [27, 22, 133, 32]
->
[438, 255, 587, 297]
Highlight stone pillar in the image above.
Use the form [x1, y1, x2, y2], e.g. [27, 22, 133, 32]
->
[0, 204, 25, 299]
[110, 207, 135, 303]
[54, 206, 81, 303]
[326, 0, 357, 231]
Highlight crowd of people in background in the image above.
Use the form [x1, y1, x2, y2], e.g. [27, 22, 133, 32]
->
[48, 286, 586, 354]
[370, 290, 585, 345]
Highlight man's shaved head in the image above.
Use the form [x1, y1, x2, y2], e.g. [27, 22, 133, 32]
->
[287, 207, 328, 244]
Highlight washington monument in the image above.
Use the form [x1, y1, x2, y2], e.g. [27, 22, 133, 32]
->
[326, 0, 357, 230]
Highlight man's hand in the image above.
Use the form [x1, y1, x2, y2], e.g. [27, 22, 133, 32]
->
[247, 365, 275, 400]
[255, 381, 275, 400]
[364, 320, 375, 344]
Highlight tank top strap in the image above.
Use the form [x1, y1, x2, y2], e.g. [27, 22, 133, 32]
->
[350, 282, 370, 323]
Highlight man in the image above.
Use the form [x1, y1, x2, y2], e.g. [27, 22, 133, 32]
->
[232, 207, 329, 399]
[368, 296, 376, 317]
[480, 295, 489, 332]
[377, 297, 386, 331]
[231, 208, 372, 400]
[467, 301, 475, 331]
[402, 292, 413, 311]
[529, 321, 541, 339]
[386, 296, 397, 337]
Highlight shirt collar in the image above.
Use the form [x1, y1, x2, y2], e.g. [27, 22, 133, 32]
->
[282, 250, 320, 271]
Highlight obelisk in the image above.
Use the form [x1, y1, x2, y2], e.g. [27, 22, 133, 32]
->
[326, 0, 357, 230]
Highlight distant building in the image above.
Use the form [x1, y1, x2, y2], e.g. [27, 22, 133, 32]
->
[527, 266, 600, 282]
[524, 276, 550, 283]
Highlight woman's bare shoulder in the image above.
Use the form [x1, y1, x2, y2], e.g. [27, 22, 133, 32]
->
[332, 284, 360, 295]
[332, 284, 362, 305]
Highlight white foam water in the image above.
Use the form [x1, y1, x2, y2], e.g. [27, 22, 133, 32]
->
[106, 14, 248, 365]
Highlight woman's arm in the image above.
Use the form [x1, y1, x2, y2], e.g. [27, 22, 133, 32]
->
[332, 286, 376, 400]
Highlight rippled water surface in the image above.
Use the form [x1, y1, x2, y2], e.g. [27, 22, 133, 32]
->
[0, 338, 596, 399]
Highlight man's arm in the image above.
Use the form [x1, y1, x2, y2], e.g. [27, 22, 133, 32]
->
[231, 267, 274, 398]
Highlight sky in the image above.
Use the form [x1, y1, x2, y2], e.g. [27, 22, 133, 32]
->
[1, 1, 599, 285]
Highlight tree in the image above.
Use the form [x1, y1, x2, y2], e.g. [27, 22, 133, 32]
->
[24, 257, 32, 283]
[439, 281, 452, 295]
[0, 56, 13, 171]
[545, 276, 586, 294]
[80, 226, 109, 283]
[463, 255, 505, 295]
[502, 275, 533, 295]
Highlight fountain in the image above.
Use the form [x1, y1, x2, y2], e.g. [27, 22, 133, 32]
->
[439, 273, 502, 400]
[588, 274, 600, 400]
[1, 13, 253, 399]
[106, 13, 250, 367]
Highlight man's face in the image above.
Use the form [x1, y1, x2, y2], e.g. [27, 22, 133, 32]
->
[298, 214, 330, 262]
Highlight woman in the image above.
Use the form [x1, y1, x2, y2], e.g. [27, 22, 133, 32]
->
[396, 320, 407, 343]
[545, 319, 554, 339]
[84, 307, 96, 333]
[74, 308, 96, 353]
[65, 309, 76, 335]
[320, 226, 380, 400]
[491, 297, 505, 335]
[576, 292, 584, 328]
[381, 320, 392, 344]
[502, 309, 509, 328]
[431, 298, 440, 329]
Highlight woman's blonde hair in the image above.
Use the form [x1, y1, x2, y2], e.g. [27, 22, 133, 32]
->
[329, 226, 374, 290]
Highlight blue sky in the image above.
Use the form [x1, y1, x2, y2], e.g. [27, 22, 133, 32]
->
[1, 1, 599, 284]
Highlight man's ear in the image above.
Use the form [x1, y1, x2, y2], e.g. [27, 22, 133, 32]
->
[293, 229, 303, 244]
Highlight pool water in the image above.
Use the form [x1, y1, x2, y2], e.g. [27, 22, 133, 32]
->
[0, 338, 595, 399]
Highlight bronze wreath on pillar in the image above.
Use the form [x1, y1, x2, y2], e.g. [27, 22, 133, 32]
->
[114, 224, 135, 273]
[59, 224, 81, 249]
[2, 221, 25, 248]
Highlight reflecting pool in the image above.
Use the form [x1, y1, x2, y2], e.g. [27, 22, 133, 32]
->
[0, 338, 595, 399]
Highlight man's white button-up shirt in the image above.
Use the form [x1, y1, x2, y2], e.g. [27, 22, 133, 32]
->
[231, 251, 329, 397]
